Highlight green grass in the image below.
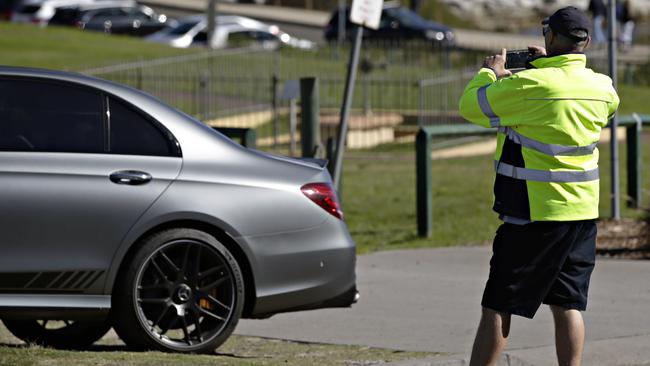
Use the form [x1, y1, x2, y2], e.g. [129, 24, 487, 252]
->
[344, 132, 650, 253]
[0, 22, 201, 70]
[618, 84, 650, 115]
[0, 326, 433, 366]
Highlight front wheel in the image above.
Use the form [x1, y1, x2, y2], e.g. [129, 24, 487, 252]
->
[112, 228, 244, 353]
[2, 318, 111, 349]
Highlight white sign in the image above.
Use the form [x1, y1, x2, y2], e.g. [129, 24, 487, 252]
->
[350, 0, 384, 30]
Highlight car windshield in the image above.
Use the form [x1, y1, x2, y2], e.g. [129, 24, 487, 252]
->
[168, 20, 200, 35]
[384, 7, 430, 28]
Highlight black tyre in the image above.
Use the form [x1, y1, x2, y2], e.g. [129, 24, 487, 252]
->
[112, 228, 244, 353]
[2, 318, 111, 349]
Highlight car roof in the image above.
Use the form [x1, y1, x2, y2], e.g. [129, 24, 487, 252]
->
[179, 14, 268, 26]
[58, 1, 135, 11]
[22, 0, 113, 7]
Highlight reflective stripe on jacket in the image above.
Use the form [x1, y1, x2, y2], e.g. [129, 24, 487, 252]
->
[458, 54, 620, 221]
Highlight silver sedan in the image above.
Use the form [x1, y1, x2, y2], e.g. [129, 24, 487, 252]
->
[0, 66, 356, 353]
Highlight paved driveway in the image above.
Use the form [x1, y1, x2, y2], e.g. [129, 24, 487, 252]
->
[237, 246, 650, 365]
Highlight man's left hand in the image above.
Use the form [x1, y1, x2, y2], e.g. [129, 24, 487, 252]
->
[483, 48, 512, 79]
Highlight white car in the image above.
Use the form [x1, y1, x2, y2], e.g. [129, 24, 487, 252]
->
[145, 14, 315, 50]
[11, 0, 133, 26]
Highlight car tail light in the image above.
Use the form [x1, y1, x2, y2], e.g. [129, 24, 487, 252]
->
[301, 183, 343, 220]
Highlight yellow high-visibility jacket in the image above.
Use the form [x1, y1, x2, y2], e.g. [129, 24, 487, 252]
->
[459, 54, 619, 221]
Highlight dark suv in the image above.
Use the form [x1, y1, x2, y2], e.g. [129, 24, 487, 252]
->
[324, 4, 454, 45]
[50, 4, 171, 37]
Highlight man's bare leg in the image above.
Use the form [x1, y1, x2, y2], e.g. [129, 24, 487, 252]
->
[469, 307, 511, 366]
[550, 305, 585, 366]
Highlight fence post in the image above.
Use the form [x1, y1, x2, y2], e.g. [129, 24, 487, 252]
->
[300, 77, 321, 158]
[417, 79, 424, 126]
[199, 73, 209, 121]
[244, 128, 257, 149]
[416, 128, 432, 238]
[271, 73, 279, 148]
[136, 67, 143, 90]
[627, 113, 643, 208]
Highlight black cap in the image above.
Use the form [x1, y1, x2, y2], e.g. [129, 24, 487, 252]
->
[542, 6, 590, 41]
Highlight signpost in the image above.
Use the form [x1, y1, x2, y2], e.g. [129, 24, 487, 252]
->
[608, 0, 619, 220]
[332, 0, 384, 190]
[207, 0, 217, 48]
[280, 80, 300, 157]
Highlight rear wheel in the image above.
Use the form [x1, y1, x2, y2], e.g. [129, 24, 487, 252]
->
[2, 318, 111, 349]
[112, 228, 244, 353]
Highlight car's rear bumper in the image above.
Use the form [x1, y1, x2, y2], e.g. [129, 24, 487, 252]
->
[239, 216, 357, 318]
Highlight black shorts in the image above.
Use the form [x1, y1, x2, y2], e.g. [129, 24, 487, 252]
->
[481, 220, 596, 319]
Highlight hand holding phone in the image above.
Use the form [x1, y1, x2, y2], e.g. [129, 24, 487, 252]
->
[483, 48, 512, 79]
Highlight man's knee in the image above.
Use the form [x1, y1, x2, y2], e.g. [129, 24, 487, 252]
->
[481, 307, 512, 338]
[549, 305, 581, 316]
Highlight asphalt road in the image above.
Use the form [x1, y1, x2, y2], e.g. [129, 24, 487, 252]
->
[236, 247, 650, 366]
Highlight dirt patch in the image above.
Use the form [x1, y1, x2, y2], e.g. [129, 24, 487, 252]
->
[597, 218, 650, 259]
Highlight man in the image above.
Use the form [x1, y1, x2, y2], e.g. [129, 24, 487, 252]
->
[588, 0, 607, 44]
[458, 6, 619, 366]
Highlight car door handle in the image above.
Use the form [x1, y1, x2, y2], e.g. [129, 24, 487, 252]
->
[109, 170, 152, 185]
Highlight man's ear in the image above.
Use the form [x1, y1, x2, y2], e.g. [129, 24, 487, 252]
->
[583, 36, 592, 51]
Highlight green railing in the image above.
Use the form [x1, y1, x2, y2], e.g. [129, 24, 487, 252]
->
[416, 114, 648, 237]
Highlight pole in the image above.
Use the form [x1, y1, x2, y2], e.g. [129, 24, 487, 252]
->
[300, 77, 320, 158]
[289, 98, 297, 157]
[332, 25, 364, 190]
[416, 128, 432, 237]
[338, 0, 346, 46]
[608, 0, 620, 219]
[207, 0, 217, 48]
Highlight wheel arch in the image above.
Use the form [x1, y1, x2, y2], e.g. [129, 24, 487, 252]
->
[107, 219, 257, 318]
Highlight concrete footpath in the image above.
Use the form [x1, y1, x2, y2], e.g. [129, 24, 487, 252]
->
[236, 247, 650, 366]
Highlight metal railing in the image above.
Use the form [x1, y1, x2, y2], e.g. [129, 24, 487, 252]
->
[415, 114, 649, 237]
[82, 40, 648, 152]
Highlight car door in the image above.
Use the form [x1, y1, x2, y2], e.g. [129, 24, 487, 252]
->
[0, 77, 182, 294]
[85, 7, 127, 32]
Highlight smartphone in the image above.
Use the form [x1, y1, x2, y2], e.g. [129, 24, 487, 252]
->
[505, 50, 532, 70]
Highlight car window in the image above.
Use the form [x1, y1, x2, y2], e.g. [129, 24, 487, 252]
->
[228, 30, 276, 46]
[90, 8, 126, 18]
[384, 7, 429, 28]
[193, 30, 208, 43]
[125, 7, 149, 19]
[169, 20, 200, 35]
[108, 97, 179, 157]
[0, 78, 104, 153]
[16, 5, 40, 14]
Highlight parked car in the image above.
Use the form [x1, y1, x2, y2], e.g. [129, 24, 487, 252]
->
[146, 14, 315, 50]
[324, 3, 455, 45]
[0, 0, 23, 20]
[50, 3, 172, 37]
[11, 0, 132, 26]
[0, 66, 357, 353]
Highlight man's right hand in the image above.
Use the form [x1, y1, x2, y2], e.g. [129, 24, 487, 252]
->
[528, 45, 547, 59]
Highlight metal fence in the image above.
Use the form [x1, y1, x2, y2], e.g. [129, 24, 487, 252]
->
[82, 41, 490, 151]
